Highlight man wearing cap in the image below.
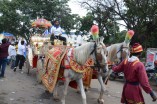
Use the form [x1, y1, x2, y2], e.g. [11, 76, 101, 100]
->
[112, 43, 157, 104]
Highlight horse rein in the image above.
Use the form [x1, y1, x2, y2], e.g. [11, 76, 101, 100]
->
[64, 42, 107, 72]
[90, 42, 107, 72]
[116, 45, 129, 63]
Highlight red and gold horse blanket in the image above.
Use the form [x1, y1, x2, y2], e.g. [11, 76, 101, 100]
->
[42, 46, 96, 92]
[42, 46, 67, 93]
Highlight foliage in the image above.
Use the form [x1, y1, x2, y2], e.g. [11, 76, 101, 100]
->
[78, 12, 94, 35]
[81, 0, 157, 48]
[79, 0, 120, 43]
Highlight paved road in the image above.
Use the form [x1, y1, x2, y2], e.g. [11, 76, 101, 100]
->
[0, 65, 157, 104]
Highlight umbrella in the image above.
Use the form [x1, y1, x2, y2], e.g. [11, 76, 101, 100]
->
[31, 18, 52, 28]
[0, 32, 15, 42]
[0, 32, 14, 36]
[0, 34, 4, 42]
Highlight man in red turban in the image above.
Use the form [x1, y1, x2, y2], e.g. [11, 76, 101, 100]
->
[112, 43, 157, 104]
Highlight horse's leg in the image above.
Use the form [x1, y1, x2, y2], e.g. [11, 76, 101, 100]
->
[104, 69, 113, 84]
[77, 78, 87, 104]
[97, 74, 107, 104]
[61, 70, 70, 104]
[61, 77, 70, 104]
[53, 81, 60, 101]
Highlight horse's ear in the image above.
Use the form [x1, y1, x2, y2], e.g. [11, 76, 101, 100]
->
[95, 36, 104, 44]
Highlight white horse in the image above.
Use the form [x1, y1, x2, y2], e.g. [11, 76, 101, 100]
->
[106, 30, 134, 66]
[53, 37, 108, 104]
[103, 40, 130, 83]
[94, 41, 130, 104]
[107, 41, 130, 64]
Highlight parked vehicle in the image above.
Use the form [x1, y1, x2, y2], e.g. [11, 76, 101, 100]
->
[146, 61, 157, 85]
[109, 71, 125, 81]
[108, 65, 125, 81]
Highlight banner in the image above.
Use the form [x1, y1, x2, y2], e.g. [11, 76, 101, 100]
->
[145, 48, 157, 70]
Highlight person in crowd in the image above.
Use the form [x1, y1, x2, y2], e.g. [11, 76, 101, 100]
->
[112, 43, 157, 104]
[18, 38, 27, 47]
[50, 20, 67, 45]
[8, 42, 16, 69]
[7, 39, 15, 65]
[43, 29, 50, 37]
[0, 38, 10, 78]
[14, 40, 26, 72]
[15, 41, 18, 52]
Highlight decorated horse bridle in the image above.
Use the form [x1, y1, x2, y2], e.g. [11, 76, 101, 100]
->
[90, 42, 107, 72]
[116, 45, 129, 63]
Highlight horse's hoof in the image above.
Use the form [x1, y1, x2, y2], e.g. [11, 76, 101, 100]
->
[53, 97, 60, 102]
[85, 88, 88, 92]
[76, 90, 80, 94]
[97, 99, 104, 104]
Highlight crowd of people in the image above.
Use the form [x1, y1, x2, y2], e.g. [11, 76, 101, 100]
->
[0, 38, 27, 78]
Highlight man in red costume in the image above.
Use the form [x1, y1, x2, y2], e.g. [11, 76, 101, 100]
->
[112, 43, 157, 104]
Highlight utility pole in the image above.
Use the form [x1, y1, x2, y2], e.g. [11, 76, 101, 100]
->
[113, 3, 116, 38]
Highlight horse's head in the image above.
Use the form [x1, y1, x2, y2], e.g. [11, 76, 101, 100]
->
[91, 37, 108, 74]
[120, 42, 130, 61]
[112, 42, 130, 64]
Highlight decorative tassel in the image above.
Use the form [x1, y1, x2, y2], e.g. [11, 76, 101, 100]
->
[91, 25, 99, 40]
[125, 30, 134, 43]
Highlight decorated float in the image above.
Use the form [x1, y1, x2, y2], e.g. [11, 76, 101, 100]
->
[26, 18, 52, 83]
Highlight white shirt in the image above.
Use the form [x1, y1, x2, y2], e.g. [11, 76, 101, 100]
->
[50, 26, 62, 36]
[128, 56, 139, 62]
[18, 39, 27, 47]
[8, 45, 16, 57]
[17, 44, 25, 56]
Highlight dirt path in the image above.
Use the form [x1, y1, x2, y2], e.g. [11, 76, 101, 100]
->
[0, 65, 157, 104]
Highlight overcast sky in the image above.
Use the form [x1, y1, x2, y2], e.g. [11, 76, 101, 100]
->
[68, 0, 87, 17]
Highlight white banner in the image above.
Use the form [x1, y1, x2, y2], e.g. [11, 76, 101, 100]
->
[145, 48, 157, 70]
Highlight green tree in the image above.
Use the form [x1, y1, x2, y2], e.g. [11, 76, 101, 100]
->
[81, 0, 157, 48]
[81, 1, 120, 43]
[78, 12, 94, 35]
[0, 0, 78, 40]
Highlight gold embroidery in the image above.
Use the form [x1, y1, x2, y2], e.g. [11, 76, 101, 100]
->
[126, 99, 144, 104]
[132, 60, 139, 66]
[70, 58, 94, 73]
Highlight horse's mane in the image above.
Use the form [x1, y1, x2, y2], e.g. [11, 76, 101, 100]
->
[74, 42, 94, 65]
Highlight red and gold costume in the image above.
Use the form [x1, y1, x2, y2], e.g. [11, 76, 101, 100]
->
[112, 43, 154, 104]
